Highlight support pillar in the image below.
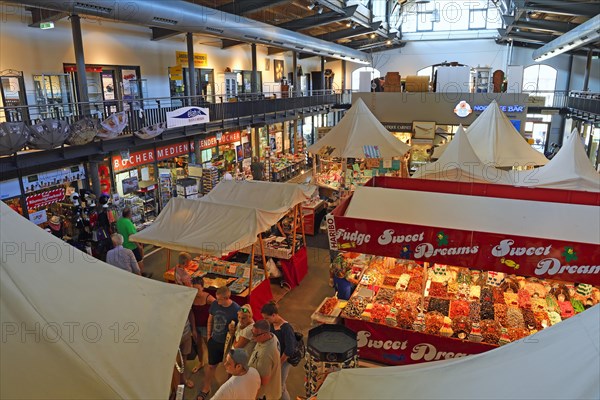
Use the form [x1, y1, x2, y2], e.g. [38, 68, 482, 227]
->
[293, 51, 299, 97]
[251, 43, 259, 98]
[70, 14, 90, 116]
[320, 57, 326, 93]
[88, 160, 101, 196]
[187, 32, 196, 104]
[582, 48, 593, 92]
[341, 60, 346, 91]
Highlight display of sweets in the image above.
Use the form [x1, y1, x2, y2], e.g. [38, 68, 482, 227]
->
[424, 312, 445, 335]
[440, 316, 454, 337]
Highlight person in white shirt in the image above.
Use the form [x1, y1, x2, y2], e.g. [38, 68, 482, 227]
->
[208, 349, 260, 400]
[105, 234, 140, 275]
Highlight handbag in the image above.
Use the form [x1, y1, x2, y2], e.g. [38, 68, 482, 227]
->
[287, 331, 305, 367]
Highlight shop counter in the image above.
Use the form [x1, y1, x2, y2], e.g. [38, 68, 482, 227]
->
[302, 200, 326, 236]
[344, 317, 496, 365]
[279, 246, 308, 289]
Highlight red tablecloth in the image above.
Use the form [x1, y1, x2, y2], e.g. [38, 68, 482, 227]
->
[279, 246, 308, 289]
[232, 278, 273, 319]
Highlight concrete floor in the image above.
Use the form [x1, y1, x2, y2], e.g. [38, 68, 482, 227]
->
[144, 245, 335, 399]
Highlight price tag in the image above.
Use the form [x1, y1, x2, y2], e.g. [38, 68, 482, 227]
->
[243, 268, 251, 278]
[227, 264, 237, 275]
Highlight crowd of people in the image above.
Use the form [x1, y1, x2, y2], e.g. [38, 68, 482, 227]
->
[166, 252, 300, 400]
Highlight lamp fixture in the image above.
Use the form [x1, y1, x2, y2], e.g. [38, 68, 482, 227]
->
[307, 2, 316, 10]
[386, 40, 392, 45]
[370, 33, 376, 39]
[346, 21, 352, 27]
[317, 6, 324, 14]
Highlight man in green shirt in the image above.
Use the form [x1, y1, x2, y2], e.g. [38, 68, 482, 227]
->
[116, 207, 147, 275]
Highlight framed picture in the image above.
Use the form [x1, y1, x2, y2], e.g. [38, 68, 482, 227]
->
[264, 58, 270, 72]
[242, 142, 252, 158]
[236, 144, 244, 162]
[274, 60, 284, 82]
[122, 176, 139, 195]
[413, 121, 436, 140]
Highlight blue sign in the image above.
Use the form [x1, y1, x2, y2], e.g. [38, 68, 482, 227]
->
[473, 105, 525, 113]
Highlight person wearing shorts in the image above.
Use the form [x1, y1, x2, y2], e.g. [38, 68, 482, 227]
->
[197, 286, 240, 400]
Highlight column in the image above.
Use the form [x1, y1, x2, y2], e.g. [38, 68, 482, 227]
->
[88, 160, 101, 196]
[342, 60, 346, 91]
[320, 56, 326, 93]
[293, 51, 299, 97]
[251, 43, 259, 98]
[582, 48, 593, 92]
[187, 32, 197, 104]
[70, 14, 90, 116]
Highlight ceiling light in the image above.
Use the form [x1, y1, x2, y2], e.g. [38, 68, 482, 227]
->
[370, 33, 376, 39]
[317, 6, 324, 14]
[386, 40, 392, 45]
[352, 23, 357, 30]
[346, 21, 352, 27]
[307, 2, 316, 10]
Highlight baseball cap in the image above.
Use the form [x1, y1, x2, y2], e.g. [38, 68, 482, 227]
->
[229, 349, 249, 369]
[254, 319, 270, 333]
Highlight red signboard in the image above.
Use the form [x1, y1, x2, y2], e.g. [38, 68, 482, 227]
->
[112, 149, 155, 172]
[64, 66, 103, 73]
[156, 141, 192, 161]
[199, 131, 242, 150]
[331, 215, 600, 286]
[345, 318, 496, 366]
[26, 188, 65, 209]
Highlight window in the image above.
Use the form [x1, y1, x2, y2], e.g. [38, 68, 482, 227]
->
[417, 3, 434, 32]
[469, 6, 487, 30]
[522, 64, 557, 106]
[351, 67, 381, 92]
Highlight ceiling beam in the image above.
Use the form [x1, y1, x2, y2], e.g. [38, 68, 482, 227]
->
[151, 27, 181, 41]
[221, 39, 244, 48]
[498, 28, 558, 43]
[27, 7, 68, 27]
[510, 18, 577, 35]
[268, 47, 287, 55]
[517, 0, 599, 17]
[218, 0, 289, 15]
[277, 5, 358, 31]
[314, 22, 382, 42]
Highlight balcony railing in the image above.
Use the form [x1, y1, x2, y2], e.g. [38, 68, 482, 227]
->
[0, 90, 347, 137]
[567, 91, 600, 119]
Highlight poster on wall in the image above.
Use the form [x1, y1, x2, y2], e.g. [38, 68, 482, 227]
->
[242, 142, 252, 159]
[274, 60, 284, 82]
[413, 121, 435, 140]
[166, 106, 210, 128]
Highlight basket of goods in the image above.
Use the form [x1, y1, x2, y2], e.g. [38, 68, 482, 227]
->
[479, 319, 501, 344]
[395, 291, 422, 311]
[451, 316, 471, 340]
[375, 288, 396, 305]
[424, 311, 445, 335]
[396, 305, 417, 329]
[427, 297, 450, 316]
[429, 281, 448, 298]
[448, 300, 470, 319]
[317, 297, 339, 316]
[342, 296, 368, 318]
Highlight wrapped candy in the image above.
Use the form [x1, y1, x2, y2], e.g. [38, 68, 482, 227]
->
[506, 307, 525, 329]
[503, 292, 519, 307]
[469, 302, 481, 322]
[531, 298, 548, 313]
[558, 301, 575, 319]
[498, 327, 511, 346]
[493, 287, 506, 304]
[427, 298, 450, 316]
[376, 288, 396, 305]
[522, 309, 538, 330]
[494, 303, 508, 326]
[440, 316, 454, 337]
[480, 287, 494, 303]
[449, 300, 470, 318]
[424, 311, 445, 335]
[396, 274, 411, 291]
[548, 311, 562, 326]
[469, 322, 483, 343]
[395, 291, 422, 311]
[508, 327, 530, 341]
[469, 286, 481, 301]
[480, 319, 501, 344]
[413, 312, 426, 332]
[480, 301, 495, 320]
[518, 289, 532, 309]
[452, 316, 472, 340]
[429, 282, 448, 298]
[342, 296, 368, 318]
[457, 283, 470, 300]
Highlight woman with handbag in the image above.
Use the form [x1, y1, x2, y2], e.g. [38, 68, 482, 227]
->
[261, 302, 297, 400]
[191, 276, 215, 374]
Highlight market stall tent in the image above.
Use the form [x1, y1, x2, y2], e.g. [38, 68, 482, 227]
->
[510, 129, 600, 192]
[131, 197, 280, 256]
[466, 100, 548, 168]
[0, 202, 195, 399]
[201, 180, 316, 213]
[412, 126, 509, 183]
[306, 98, 410, 159]
[317, 305, 600, 400]
[431, 142, 448, 160]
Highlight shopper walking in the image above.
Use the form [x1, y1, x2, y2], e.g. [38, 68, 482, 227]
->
[116, 207, 150, 277]
[248, 319, 282, 400]
[261, 302, 296, 400]
[105, 233, 140, 275]
[251, 157, 266, 181]
[191, 276, 215, 373]
[197, 286, 240, 400]
[232, 304, 256, 357]
[210, 349, 261, 400]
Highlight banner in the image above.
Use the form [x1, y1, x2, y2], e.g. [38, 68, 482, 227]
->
[331, 214, 600, 285]
[176, 51, 208, 68]
[156, 141, 192, 161]
[166, 107, 210, 128]
[345, 318, 495, 366]
[112, 148, 155, 172]
[26, 188, 65, 209]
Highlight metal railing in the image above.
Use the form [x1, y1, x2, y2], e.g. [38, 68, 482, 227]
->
[567, 91, 600, 118]
[522, 90, 570, 109]
[0, 89, 348, 137]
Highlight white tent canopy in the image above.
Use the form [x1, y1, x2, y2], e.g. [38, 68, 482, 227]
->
[412, 126, 509, 184]
[431, 141, 448, 160]
[201, 180, 316, 213]
[0, 202, 195, 399]
[466, 100, 548, 168]
[131, 197, 281, 256]
[307, 98, 410, 159]
[345, 185, 599, 244]
[510, 129, 600, 192]
[317, 305, 600, 399]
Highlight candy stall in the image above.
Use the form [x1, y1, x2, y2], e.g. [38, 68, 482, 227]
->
[325, 177, 600, 365]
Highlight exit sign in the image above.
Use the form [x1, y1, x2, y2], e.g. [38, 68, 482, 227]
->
[40, 22, 54, 29]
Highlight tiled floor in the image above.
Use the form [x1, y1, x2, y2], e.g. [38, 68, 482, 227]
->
[144, 244, 335, 399]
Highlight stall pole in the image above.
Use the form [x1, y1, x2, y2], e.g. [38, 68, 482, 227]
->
[166, 249, 171, 272]
[259, 234, 268, 279]
[291, 205, 298, 255]
[299, 204, 306, 245]
[341, 158, 347, 188]
[421, 262, 429, 311]
[249, 243, 255, 293]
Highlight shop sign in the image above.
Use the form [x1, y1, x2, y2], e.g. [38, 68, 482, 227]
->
[175, 51, 208, 68]
[29, 209, 47, 225]
[199, 136, 218, 150]
[345, 319, 495, 366]
[112, 148, 155, 172]
[156, 141, 192, 161]
[64, 66, 103, 73]
[220, 131, 241, 145]
[325, 214, 338, 251]
[166, 106, 210, 128]
[381, 123, 412, 132]
[453, 101, 473, 118]
[472, 104, 525, 113]
[26, 188, 65, 209]
[330, 215, 600, 285]
[23, 165, 85, 194]
[0, 178, 21, 200]
[168, 65, 183, 81]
